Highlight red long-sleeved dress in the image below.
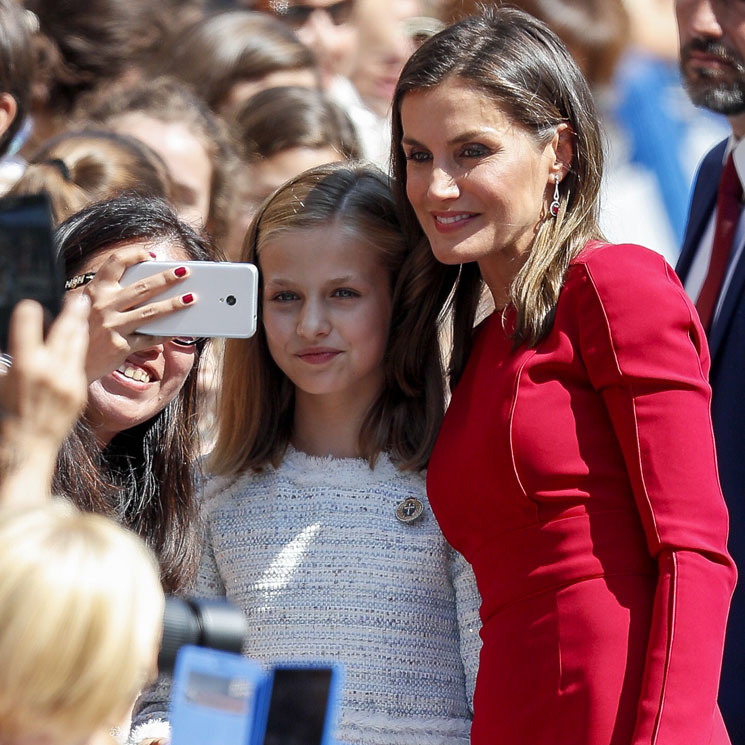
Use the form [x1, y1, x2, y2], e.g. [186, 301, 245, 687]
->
[427, 242, 736, 745]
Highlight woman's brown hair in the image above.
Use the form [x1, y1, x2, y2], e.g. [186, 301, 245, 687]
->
[391, 6, 606, 386]
[26, 0, 169, 115]
[158, 10, 319, 114]
[233, 85, 361, 163]
[0, 0, 34, 154]
[8, 129, 173, 223]
[444, 0, 629, 88]
[208, 162, 445, 476]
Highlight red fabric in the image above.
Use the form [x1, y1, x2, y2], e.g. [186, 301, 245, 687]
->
[428, 242, 736, 745]
[696, 153, 742, 330]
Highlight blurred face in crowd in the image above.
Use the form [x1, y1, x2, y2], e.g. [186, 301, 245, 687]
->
[676, 0, 745, 127]
[349, 0, 419, 117]
[220, 69, 319, 117]
[110, 113, 213, 229]
[225, 145, 344, 262]
[250, 145, 344, 205]
[76, 241, 198, 445]
[262, 0, 359, 85]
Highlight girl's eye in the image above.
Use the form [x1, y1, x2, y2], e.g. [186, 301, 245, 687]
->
[460, 144, 490, 159]
[333, 288, 359, 299]
[270, 290, 298, 302]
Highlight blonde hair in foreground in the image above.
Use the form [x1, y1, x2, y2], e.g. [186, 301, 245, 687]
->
[0, 502, 164, 745]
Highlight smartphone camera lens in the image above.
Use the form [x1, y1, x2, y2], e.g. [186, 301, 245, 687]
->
[226, 295, 236, 306]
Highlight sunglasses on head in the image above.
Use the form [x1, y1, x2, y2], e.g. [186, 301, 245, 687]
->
[64, 271, 204, 349]
[268, 0, 354, 27]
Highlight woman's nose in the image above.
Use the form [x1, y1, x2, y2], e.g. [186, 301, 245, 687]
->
[428, 166, 460, 200]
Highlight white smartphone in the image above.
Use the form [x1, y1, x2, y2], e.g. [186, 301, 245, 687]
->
[120, 261, 258, 338]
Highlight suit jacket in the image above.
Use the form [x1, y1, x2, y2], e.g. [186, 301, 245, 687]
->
[677, 137, 744, 742]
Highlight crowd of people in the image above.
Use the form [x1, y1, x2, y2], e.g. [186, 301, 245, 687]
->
[0, 1, 742, 744]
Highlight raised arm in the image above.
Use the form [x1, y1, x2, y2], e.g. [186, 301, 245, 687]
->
[0, 296, 89, 507]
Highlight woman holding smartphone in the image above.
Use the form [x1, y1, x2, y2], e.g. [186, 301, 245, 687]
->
[54, 193, 216, 593]
[391, 8, 735, 745]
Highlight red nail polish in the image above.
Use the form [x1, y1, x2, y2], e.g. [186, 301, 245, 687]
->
[175, 266, 187, 277]
[149, 252, 157, 258]
[182, 293, 194, 304]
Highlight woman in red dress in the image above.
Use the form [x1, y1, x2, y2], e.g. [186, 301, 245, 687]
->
[391, 8, 736, 745]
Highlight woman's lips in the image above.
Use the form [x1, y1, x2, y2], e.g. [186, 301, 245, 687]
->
[431, 212, 478, 233]
[296, 349, 341, 365]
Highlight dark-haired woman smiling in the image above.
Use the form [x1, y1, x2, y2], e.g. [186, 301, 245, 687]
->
[54, 194, 215, 592]
[392, 8, 735, 745]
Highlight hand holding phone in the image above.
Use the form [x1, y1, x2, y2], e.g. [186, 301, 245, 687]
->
[66, 246, 195, 383]
[0, 295, 89, 509]
[0, 193, 61, 351]
[119, 261, 258, 340]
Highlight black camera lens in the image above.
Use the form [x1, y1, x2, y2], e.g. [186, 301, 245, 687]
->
[226, 295, 236, 306]
[158, 596, 248, 674]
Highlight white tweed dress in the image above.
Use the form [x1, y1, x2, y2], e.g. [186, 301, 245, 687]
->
[133, 447, 482, 745]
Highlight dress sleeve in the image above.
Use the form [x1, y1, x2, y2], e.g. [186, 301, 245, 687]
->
[448, 545, 483, 713]
[574, 244, 736, 745]
[130, 517, 228, 743]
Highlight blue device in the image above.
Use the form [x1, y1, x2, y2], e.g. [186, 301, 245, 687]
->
[169, 646, 269, 745]
[169, 646, 343, 745]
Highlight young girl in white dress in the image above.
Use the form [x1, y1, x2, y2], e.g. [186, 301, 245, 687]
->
[132, 162, 481, 745]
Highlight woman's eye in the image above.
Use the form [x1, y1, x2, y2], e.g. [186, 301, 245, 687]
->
[405, 149, 431, 163]
[460, 144, 490, 158]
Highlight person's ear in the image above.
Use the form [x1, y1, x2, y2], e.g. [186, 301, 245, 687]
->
[0, 93, 18, 142]
[547, 122, 574, 185]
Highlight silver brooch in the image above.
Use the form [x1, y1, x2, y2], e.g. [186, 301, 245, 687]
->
[395, 497, 424, 524]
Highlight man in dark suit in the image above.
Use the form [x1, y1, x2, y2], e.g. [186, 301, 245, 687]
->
[676, 1, 745, 740]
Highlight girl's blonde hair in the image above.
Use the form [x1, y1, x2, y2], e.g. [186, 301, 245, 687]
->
[0, 502, 164, 744]
[208, 162, 446, 475]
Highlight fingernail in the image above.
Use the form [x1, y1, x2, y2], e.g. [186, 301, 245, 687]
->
[182, 293, 194, 304]
[174, 266, 187, 277]
[149, 252, 157, 258]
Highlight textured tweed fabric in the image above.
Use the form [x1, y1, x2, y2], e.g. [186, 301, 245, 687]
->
[134, 448, 482, 745]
